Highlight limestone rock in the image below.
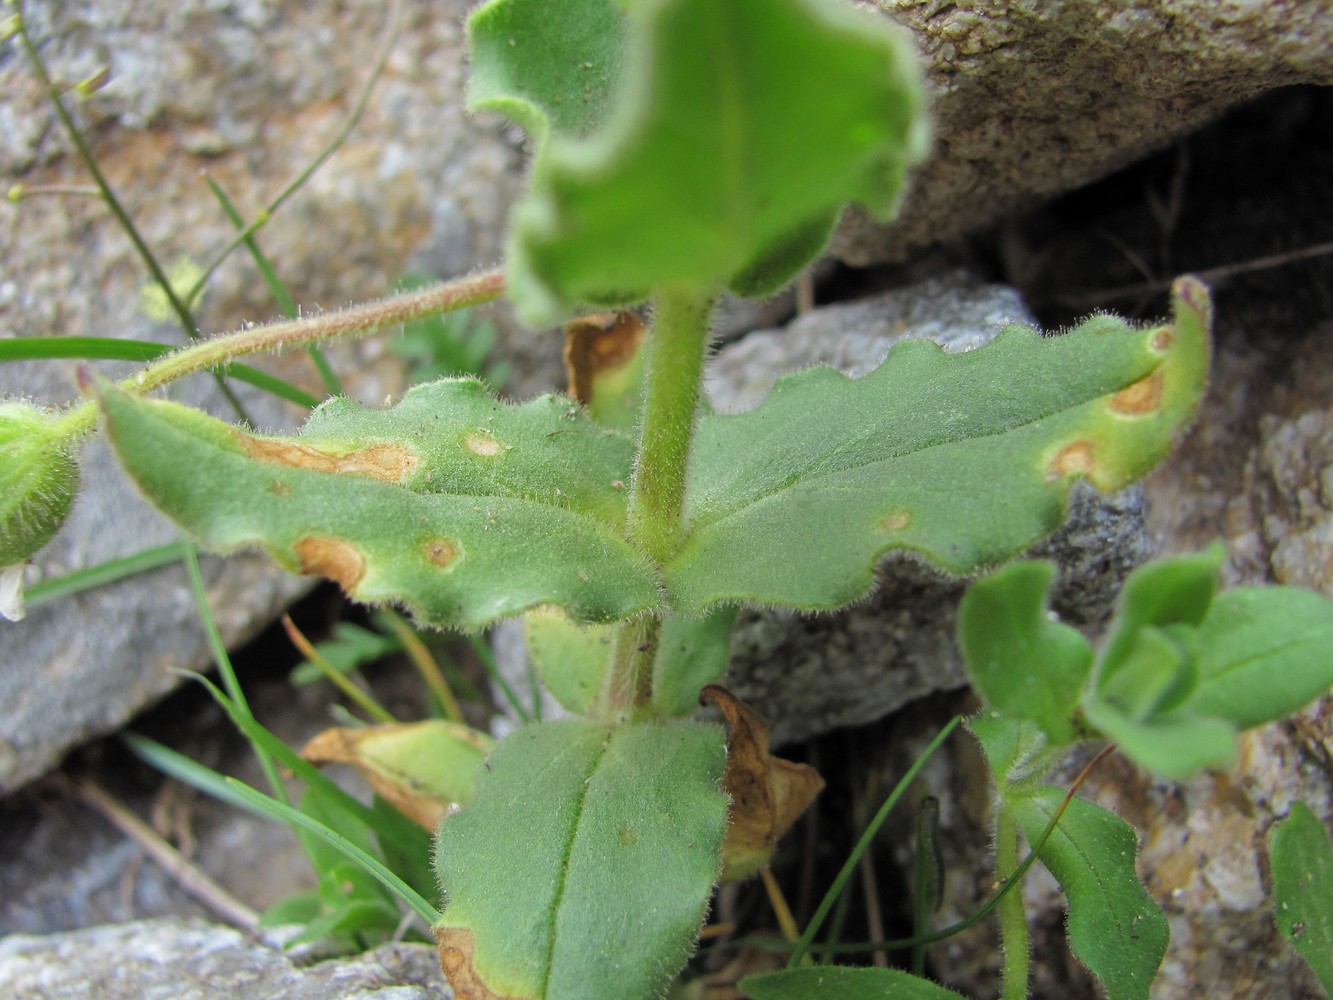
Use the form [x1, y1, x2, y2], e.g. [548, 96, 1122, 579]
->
[833, 0, 1333, 264]
[0, 918, 451, 999]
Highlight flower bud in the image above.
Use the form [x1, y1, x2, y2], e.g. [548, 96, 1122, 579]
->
[1, 401, 79, 569]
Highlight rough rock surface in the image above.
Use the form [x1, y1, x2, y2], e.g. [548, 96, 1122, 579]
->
[0, 0, 531, 792]
[834, 0, 1333, 264]
[0, 918, 451, 999]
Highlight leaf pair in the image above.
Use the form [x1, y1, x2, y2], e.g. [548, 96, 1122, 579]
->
[92, 276, 1212, 634]
[959, 543, 1333, 779]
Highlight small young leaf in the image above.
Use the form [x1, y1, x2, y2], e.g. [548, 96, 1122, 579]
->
[1006, 787, 1168, 1000]
[503, 0, 927, 324]
[968, 711, 1057, 792]
[669, 279, 1211, 615]
[522, 604, 734, 718]
[523, 605, 614, 715]
[1186, 586, 1333, 731]
[741, 966, 969, 1000]
[1095, 543, 1224, 691]
[1269, 801, 1333, 995]
[650, 606, 737, 718]
[434, 719, 727, 1000]
[97, 377, 663, 629]
[958, 561, 1093, 745]
[1094, 625, 1199, 722]
[1080, 697, 1237, 779]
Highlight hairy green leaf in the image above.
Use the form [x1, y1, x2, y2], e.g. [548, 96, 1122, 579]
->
[741, 966, 969, 999]
[968, 712, 1058, 792]
[1007, 787, 1168, 1000]
[434, 719, 727, 1000]
[97, 377, 661, 629]
[1081, 697, 1237, 779]
[668, 278, 1211, 614]
[467, 0, 627, 147]
[1186, 586, 1333, 731]
[1269, 800, 1333, 995]
[958, 561, 1093, 745]
[1094, 543, 1224, 691]
[523, 605, 735, 718]
[500, 0, 927, 324]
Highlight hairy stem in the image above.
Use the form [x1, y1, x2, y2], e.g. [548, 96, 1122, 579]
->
[52, 268, 505, 440]
[628, 288, 715, 564]
[997, 802, 1030, 1000]
[600, 615, 661, 723]
[600, 289, 714, 718]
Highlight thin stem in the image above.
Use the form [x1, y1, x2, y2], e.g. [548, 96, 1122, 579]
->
[997, 802, 1030, 1000]
[281, 614, 397, 725]
[13, 3, 250, 422]
[15, 10, 193, 340]
[599, 615, 660, 723]
[378, 609, 465, 724]
[628, 288, 715, 565]
[788, 716, 962, 968]
[51, 268, 505, 440]
[186, 0, 404, 305]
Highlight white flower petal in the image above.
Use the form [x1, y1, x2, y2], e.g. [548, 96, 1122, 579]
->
[0, 563, 27, 622]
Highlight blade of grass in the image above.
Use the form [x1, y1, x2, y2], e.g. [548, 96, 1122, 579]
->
[223, 775, 441, 926]
[183, 544, 286, 805]
[0, 336, 321, 407]
[376, 609, 464, 724]
[184, 671, 433, 863]
[281, 614, 398, 724]
[120, 732, 438, 926]
[185, 0, 404, 307]
[26, 540, 194, 608]
[787, 716, 963, 968]
[202, 174, 343, 398]
[466, 633, 530, 723]
[0, 336, 171, 362]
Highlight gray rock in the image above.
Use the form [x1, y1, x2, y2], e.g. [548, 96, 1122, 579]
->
[833, 0, 1333, 265]
[0, 0, 534, 792]
[0, 918, 451, 1000]
[706, 271, 1151, 743]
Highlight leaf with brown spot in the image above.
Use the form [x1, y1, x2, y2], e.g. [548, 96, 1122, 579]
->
[700, 685, 824, 882]
[239, 435, 419, 482]
[294, 535, 366, 590]
[667, 278, 1212, 613]
[301, 720, 493, 831]
[95, 378, 660, 629]
[436, 926, 526, 1000]
[563, 311, 647, 432]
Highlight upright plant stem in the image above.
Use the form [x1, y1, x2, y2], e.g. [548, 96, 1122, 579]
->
[629, 288, 715, 563]
[601, 288, 714, 720]
[996, 802, 1030, 1000]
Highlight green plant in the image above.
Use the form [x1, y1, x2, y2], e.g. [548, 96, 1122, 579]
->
[5, 0, 1333, 997]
